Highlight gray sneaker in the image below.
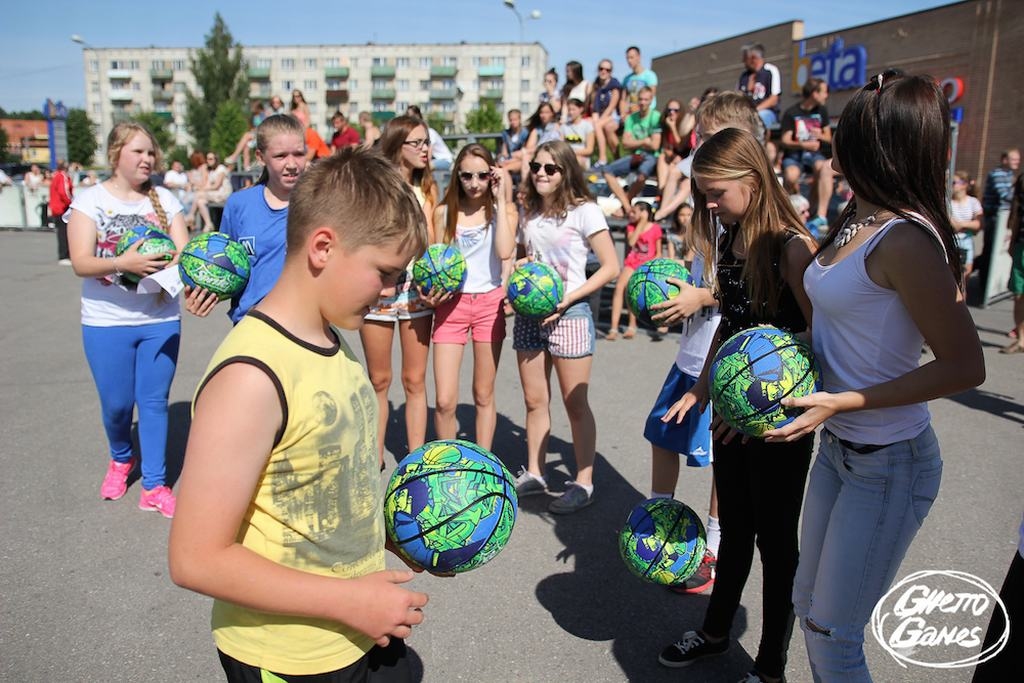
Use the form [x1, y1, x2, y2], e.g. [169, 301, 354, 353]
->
[548, 484, 593, 514]
[514, 468, 547, 497]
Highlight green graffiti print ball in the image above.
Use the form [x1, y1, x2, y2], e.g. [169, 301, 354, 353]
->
[709, 325, 822, 437]
[114, 225, 176, 284]
[384, 440, 518, 574]
[177, 232, 252, 300]
[619, 498, 707, 586]
[411, 243, 467, 295]
[506, 261, 565, 319]
[626, 258, 691, 326]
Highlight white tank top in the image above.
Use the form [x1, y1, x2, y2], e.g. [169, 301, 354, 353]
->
[454, 216, 503, 293]
[803, 215, 945, 445]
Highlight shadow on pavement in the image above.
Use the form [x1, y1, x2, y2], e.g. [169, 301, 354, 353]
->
[945, 387, 1024, 426]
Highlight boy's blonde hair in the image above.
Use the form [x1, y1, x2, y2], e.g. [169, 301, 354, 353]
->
[286, 147, 428, 256]
[695, 92, 764, 143]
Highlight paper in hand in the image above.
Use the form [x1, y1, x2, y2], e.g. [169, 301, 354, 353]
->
[137, 267, 184, 298]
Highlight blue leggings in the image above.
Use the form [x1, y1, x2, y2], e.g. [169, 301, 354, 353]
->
[82, 321, 180, 489]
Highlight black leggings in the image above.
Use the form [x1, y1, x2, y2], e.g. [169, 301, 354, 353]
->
[702, 432, 814, 679]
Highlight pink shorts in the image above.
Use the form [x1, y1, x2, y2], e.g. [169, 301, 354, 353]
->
[431, 286, 507, 344]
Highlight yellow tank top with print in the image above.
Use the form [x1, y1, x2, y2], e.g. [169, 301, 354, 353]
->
[194, 310, 383, 675]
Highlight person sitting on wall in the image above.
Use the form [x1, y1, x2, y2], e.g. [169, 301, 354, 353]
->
[779, 77, 835, 236]
[601, 86, 661, 215]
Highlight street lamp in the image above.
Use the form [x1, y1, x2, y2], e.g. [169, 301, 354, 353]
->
[502, 0, 541, 43]
[71, 34, 105, 158]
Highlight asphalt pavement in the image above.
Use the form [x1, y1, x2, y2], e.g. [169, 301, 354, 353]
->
[1, 230, 1021, 682]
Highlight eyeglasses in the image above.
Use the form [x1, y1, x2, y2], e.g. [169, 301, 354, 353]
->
[529, 162, 563, 176]
[666, 107, 681, 113]
[403, 138, 430, 149]
[598, 66, 611, 72]
[459, 171, 491, 182]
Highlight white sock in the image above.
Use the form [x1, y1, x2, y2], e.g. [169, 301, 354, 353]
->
[574, 482, 594, 495]
[525, 471, 546, 487]
[706, 515, 721, 556]
[649, 491, 673, 500]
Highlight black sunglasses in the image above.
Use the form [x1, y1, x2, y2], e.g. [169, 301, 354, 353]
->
[459, 171, 491, 182]
[529, 162, 563, 175]
[666, 107, 681, 113]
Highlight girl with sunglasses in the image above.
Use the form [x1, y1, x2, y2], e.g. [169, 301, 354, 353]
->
[656, 99, 693, 193]
[361, 115, 438, 468]
[430, 144, 517, 450]
[765, 71, 985, 682]
[512, 140, 620, 514]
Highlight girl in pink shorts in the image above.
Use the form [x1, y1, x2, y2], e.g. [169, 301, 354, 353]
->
[430, 144, 518, 450]
[606, 201, 663, 340]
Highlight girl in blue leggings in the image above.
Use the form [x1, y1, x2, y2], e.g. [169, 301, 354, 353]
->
[68, 122, 193, 518]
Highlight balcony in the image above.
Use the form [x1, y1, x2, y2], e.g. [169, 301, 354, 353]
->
[324, 67, 350, 79]
[107, 69, 135, 79]
[371, 88, 396, 100]
[429, 88, 458, 100]
[110, 107, 140, 124]
[152, 89, 174, 102]
[150, 68, 174, 81]
[247, 67, 271, 80]
[325, 89, 350, 105]
[430, 65, 457, 78]
[153, 111, 173, 122]
[479, 90, 503, 101]
[370, 65, 396, 78]
[109, 89, 134, 102]
[477, 65, 505, 77]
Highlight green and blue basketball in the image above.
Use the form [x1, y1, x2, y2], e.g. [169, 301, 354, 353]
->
[115, 226, 176, 283]
[619, 498, 707, 586]
[384, 439, 518, 574]
[178, 232, 251, 300]
[709, 325, 822, 437]
[412, 243, 467, 295]
[506, 261, 564, 319]
[626, 258, 691, 326]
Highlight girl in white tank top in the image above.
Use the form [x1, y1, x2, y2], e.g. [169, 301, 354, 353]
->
[763, 71, 985, 682]
[430, 144, 517, 450]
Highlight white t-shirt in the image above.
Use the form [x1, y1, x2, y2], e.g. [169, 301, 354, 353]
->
[68, 184, 183, 327]
[162, 169, 189, 190]
[456, 217, 503, 293]
[205, 165, 233, 203]
[520, 201, 607, 294]
[428, 128, 453, 163]
[673, 253, 721, 377]
[562, 119, 594, 155]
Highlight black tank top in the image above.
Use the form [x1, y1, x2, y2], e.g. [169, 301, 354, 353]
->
[716, 226, 808, 340]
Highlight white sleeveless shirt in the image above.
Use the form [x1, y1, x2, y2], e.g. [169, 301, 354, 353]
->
[803, 216, 946, 445]
[455, 216, 503, 293]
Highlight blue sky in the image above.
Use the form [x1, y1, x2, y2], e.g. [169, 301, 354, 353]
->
[0, 0, 948, 113]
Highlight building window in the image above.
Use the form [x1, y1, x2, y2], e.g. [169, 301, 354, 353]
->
[472, 56, 481, 67]
[90, 81, 99, 93]
[521, 79, 530, 91]
[372, 57, 388, 66]
[174, 82, 187, 93]
[92, 103, 101, 113]
[349, 102, 359, 115]
[442, 102, 456, 113]
[132, 82, 142, 91]
[442, 79, 455, 89]
[397, 57, 410, 68]
[419, 57, 432, 68]
[254, 58, 271, 69]
[521, 56, 531, 67]
[349, 79, 358, 90]
[304, 58, 318, 69]
[372, 79, 390, 90]
[325, 57, 340, 68]
[281, 58, 295, 70]
[304, 79, 318, 91]
[521, 101, 530, 112]
[282, 80, 294, 92]
[396, 100, 409, 112]
[110, 60, 139, 70]
[443, 56, 457, 66]
[419, 80, 430, 90]
[172, 59, 187, 70]
[88, 60, 99, 72]
[351, 57, 359, 67]
[493, 56, 505, 66]
[397, 79, 409, 91]
[373, 101, 390, 112]
[326, 79, 342, 89]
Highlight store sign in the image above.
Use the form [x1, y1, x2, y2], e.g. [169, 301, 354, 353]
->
[792, 38, 867, 93]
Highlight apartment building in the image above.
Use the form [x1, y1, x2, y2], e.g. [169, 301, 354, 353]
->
[79, 42, 549, 155]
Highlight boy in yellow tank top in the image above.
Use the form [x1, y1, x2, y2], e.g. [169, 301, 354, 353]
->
[169, 148, 430, 681]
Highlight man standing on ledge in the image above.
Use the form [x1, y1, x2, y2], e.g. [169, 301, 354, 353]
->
[738, 44, 781, 129]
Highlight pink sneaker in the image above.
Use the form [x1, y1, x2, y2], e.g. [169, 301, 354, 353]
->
[138, 486, 176, 518]
[100, 458, 136, 500]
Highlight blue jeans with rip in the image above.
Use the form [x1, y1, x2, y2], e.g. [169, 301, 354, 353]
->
[82, 321, 180, 489]
[793, 425, 942, 682]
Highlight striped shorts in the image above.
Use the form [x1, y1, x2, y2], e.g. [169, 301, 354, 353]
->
[512, 301, 595, 358]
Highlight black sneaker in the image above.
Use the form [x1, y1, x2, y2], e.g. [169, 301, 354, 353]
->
[658, 630, 729, 668]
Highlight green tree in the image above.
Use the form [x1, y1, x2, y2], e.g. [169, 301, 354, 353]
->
[426, 112, 451, 137]
[185, 13, 249, 151]
[209, 100, 249, 161]
[167, 145, 191, 168]
[0, 125, 13, 163]
[465, 103, 504, 153]
[129, 111, 174, 154]
[0, 108, 45, 120]
[66, 108, 98, 166]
